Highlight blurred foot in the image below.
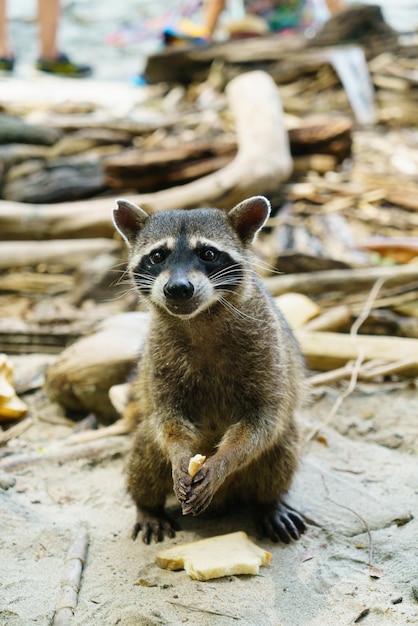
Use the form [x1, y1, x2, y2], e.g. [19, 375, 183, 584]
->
[35, 52, 91, 77]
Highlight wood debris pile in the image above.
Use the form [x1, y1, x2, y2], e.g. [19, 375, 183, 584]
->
[0, 6, 417, 430]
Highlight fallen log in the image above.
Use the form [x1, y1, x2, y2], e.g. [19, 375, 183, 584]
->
[0, 436, 130, 472]
[44, 312, 149, 421]
[288, 116, 352, 160]
[0, 272, 73, 294]
[144, 34, 307, 85]
[0, 113, 62, 145]
[3, 160, 107, 204]
[295, 330, 418, 376]
[103, 140, 236, 192]
[0, 71, 292, 240]
[264, 265, 418, 297]
[0, 317, 102, 355]
[0, 238, 120, 270]
[103, 116, 352, 193]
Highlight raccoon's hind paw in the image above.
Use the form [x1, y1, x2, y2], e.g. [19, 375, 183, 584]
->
[132, 506, 178, 544]
[256, 502, 307, 544]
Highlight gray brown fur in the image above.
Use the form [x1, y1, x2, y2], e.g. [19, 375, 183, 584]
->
[113, 196, 306, 544]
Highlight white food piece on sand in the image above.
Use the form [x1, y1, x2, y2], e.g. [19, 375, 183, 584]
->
[156, 531, 271, 581]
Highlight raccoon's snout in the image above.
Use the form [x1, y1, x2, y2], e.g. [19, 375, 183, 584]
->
[163, 278, 194, 302]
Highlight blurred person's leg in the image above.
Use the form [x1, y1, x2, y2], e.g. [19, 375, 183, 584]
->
[0, 0, 14, 69]
[38, 0, 59, 60]
[36, 0, 91, 76]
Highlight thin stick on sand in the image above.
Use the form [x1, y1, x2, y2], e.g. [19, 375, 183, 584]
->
[53, 525, 89, 626]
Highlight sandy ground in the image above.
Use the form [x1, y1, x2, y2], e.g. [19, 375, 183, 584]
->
[0, 353, 417, 626]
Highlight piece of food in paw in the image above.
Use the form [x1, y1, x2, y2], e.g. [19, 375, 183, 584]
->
[187, 453, 206, 478]
[155, 531, 271, 581]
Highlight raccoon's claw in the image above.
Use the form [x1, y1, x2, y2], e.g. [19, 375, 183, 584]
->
[181, 462, 217, 516]
[181, 488, 212, 516]
[172, 459, 193, 504]
[256, 502, 307, 544]
[132, 507, 178, 544]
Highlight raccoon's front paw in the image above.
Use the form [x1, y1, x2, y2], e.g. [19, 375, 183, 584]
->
[172, 458, 193, 505]
[181, 460, 219, 516]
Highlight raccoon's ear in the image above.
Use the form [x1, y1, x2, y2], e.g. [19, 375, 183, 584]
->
[113, 199, 149, 247]
[228, 196, 271, 244]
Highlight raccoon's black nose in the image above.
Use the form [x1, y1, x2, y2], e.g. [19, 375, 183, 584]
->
[163, 278, 194, 302]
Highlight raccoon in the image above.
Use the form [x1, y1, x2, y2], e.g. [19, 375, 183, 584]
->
[113, 196, 306, 544]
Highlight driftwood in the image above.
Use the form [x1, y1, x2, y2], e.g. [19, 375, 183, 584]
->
[303, 305, 352, 332]
[103, 139, 236, 192]
[0, 436, 130, 472]
[296, 330, 418, 377]
[0, 272, 73, 294]
[3, 160, 106, 204]
[0, 144, 48, 168]
[288, 116, 352, 161]
[102, 116, 352, 193]
[53, 526, 89, 626]
[145, 34, 308, 85]
[0, 417, 33, 445]
[44, 313, 149, 421]
[264, 265, 418, 297]
[0, 239, 120, 270]
[0, 71, 292, 240]
[0, 113, 62, 145]
[0, 317, 101, 355]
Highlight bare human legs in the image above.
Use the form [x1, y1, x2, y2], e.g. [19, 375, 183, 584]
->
[37, 0, 60, 60]
[0, 0, 91, 76]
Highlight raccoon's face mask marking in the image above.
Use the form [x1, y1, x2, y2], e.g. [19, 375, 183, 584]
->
[112, 196, 270, 320]
[132, 236, 244, 319]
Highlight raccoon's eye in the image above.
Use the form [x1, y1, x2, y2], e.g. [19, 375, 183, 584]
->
[198, 247, 218, 262]
[149, 249, 167, 265]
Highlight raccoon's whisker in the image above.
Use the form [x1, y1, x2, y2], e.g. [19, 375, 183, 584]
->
[218, 296, 264, 323]
[109, 268, 131, 286]
[209, 263, 242, 277]
[209, 264, 244, 287]
[102, 286, 138, 302]
[132, 270, 154, 279]
[210, 266, 273, 290]
[219, 299, 262, 323]
[110, 274, 132, 288]
[210, 280, 242, 289]
[133, 279, 155, 287]
[253, 260, 284, 276]
[131, 272, 155, 286]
